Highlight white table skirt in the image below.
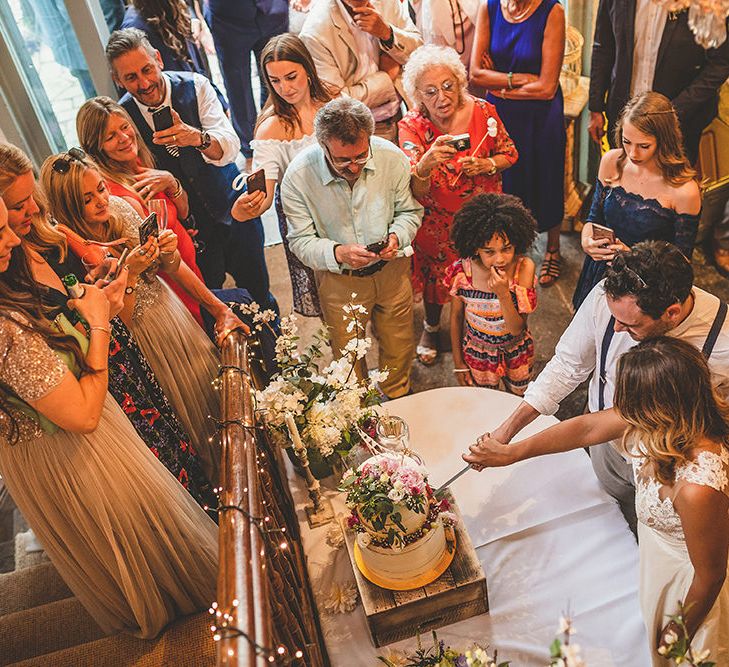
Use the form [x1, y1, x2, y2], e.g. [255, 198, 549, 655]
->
[286, 387, 650, 666]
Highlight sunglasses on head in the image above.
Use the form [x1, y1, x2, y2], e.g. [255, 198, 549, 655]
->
[52, 147, 87, 174]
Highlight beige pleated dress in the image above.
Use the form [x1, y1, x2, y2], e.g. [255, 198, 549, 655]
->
[111, 197, 220, 481]
[0, 314, 218, 638]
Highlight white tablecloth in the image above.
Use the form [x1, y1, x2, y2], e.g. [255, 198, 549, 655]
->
[287, 387, 650, 666]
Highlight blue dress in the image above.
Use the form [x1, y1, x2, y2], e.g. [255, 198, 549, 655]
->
[486, 0, 566, 233]
[572, 180, 700, 309]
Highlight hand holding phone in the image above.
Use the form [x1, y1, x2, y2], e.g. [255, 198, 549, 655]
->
[365, 237, 389, 254]
[152, 106, 174, 132]
[245, 168, 266, 197]
[591, 223, 615, 245]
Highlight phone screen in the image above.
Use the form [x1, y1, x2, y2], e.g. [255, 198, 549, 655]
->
[139, 213, 160, 246]
[152, 106, 173, 132]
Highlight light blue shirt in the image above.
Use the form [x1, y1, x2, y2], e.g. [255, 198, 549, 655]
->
[281, 135, 423, 273]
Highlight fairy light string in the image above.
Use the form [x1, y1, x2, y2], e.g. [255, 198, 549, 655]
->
[210, 334, 306, 664]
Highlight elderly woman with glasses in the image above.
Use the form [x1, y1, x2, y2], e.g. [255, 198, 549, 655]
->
[398, 44, 517, 366]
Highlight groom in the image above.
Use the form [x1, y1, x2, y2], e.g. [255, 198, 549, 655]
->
[485, 241, 729, 535]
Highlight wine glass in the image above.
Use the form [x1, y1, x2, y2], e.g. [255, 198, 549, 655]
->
[147, 198, 168, 233]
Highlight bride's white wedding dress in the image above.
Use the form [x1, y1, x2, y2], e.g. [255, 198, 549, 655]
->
[635, 448, 729, 666]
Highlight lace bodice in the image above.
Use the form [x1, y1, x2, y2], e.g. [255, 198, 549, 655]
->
[109, 197, 165, 321]
[634, 449, 729, 540]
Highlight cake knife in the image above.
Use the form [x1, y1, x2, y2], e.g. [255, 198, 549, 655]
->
[434, 464, 471, 494]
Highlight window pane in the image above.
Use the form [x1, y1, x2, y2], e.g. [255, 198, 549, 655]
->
[0, 0, 95, 150]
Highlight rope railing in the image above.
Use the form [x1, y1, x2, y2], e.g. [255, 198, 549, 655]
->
[216, 330, 329, 667]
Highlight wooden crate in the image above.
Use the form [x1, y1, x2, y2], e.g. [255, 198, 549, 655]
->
[341, 490, 488, 647]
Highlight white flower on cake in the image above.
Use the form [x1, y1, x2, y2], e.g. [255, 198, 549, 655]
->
[323, 581, 358, 614]
[356, 532, 372, 548]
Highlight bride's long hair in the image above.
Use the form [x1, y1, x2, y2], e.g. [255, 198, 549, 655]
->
[614, 337, 729, 484]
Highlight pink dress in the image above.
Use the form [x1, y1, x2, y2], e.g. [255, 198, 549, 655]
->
[446, 256, 536, 394]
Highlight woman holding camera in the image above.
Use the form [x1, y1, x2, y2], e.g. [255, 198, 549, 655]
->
[571, 92, 701, 310]
[230, 34, 335, 318]
[399, 45, 517, 366]
[0, 142, 215, 511]
[41, 151, 245, 482]
[76, 96, 206, 326]
[0, 198, 217, 639]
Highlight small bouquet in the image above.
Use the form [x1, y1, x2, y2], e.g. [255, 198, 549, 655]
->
[256, 296, 387, 476]
[378, 632, 508, 667]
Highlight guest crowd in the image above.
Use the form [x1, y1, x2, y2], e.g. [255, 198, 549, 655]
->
[2, 0, 729, 662]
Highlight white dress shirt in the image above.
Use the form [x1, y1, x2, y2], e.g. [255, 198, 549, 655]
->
[630, 0, 668, 97]
[130, 72, 240, 167]
[524, 281, 729, 420]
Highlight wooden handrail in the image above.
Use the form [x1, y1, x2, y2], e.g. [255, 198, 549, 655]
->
[217, 332, 269, 666]
[216, 328, 329, 667]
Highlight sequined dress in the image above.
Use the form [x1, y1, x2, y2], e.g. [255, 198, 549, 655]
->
[111, 196, 221, 481]
[0, 312, 217, 638]
[634, 448, 729, 665]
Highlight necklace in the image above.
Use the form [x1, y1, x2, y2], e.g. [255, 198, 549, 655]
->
[501, 0, 534, 21]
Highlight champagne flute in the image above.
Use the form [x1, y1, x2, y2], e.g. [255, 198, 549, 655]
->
[147, 198, 168, 233]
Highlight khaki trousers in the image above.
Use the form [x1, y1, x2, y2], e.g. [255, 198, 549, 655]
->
[317, 258, 414, 398]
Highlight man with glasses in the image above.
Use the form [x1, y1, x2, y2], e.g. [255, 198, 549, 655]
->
[483, 241, 729, 535]
[281, 98, 423, 398]
[300, 0, 422, 142]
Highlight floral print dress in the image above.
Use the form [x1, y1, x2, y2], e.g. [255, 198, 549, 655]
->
[398, 98, 518, 304]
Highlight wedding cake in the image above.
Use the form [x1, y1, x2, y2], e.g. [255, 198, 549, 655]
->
[340, 453, 456, 590]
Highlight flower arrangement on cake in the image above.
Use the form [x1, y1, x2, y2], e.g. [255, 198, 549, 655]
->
[340, 453, 457, 590]
[256, 297, 387, 477]
[340, 454, 454, 549]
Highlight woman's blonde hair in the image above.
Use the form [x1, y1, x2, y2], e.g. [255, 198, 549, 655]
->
[0, 143, 68, 260]
[613, 92, 696, 186]
[39, 153, 128, 247]
[76, 96, 155, 188]
[402, 45, 468, 116]
[614, 337, 729, 484]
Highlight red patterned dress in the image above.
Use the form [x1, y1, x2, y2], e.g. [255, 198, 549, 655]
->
[446, 257, 536, 394]
[398, 98, 518, 304]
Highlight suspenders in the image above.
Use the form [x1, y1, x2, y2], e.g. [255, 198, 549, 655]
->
[597, 300, 728, 411]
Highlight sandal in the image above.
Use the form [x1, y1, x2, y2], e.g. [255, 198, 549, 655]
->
[416, 322, 439, 366]
[539, 248, 561, 287]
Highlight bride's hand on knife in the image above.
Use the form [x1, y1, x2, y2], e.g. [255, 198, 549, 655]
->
[463, 433, 516, 471]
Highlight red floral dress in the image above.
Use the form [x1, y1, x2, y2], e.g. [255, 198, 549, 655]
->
[398, 98, 518, 304]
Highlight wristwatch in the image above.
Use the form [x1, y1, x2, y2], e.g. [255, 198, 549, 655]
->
[197, 129, 212, 151]
[486, 158, 497, 176]
[125, 284, 137, 295]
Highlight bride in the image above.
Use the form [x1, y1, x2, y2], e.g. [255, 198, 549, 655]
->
[465, 336, 729, 665]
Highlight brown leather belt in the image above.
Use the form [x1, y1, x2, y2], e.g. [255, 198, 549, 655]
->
[341, 261, 386, 277]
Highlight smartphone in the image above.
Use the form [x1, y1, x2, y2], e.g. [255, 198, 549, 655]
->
[365, 237, 388, 254]
[139, 212, 160, 246]
[445, 133, 471, 152]
[592, 223, 615, 245]
[246, 168, 266, 197]
[107, 247, 130, 282]
[152, 106, 174, 132]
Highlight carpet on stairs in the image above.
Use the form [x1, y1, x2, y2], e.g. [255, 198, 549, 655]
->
[0, 562, 72, 616]
[7, 610, 215, 667]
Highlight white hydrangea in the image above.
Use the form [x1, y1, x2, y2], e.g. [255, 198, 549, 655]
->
[255, 379, 306, 427]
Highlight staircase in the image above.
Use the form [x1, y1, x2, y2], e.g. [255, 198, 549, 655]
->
[0, 533, 215, 666]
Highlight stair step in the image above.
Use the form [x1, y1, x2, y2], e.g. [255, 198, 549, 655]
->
[8, 611, 215, 667]
[0, 596, 107, 664]
[0, 562, 72, 615]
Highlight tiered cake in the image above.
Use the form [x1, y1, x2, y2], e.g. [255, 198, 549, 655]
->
[340, 453, 456, 589]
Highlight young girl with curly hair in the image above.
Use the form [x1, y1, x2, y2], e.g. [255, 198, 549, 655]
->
[447, 192, 537, 393]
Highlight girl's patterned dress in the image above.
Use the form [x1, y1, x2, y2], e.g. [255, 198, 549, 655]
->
[447, 256, 536, 394]
[398, 98, 518, 304]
